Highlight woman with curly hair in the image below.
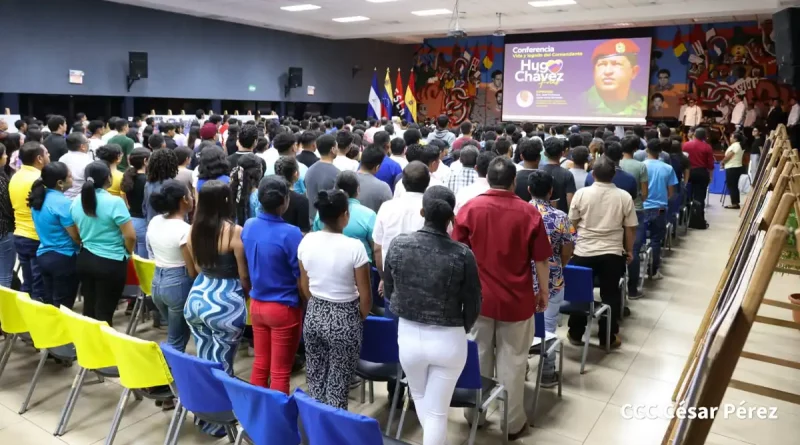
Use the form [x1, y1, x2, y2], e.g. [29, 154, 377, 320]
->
[121, 148, 151, 257]
[143, 148, 178, 223]
[196, 145, 231, 191]
[229, 153, 263, 224]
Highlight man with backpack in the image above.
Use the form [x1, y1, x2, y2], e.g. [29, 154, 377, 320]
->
[682, 128, 714, 229]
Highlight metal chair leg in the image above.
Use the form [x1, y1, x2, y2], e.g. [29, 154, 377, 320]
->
[580, 316, 592, 374]
[125, 296, 142, 335]
[501, 393, 509, 445]
[605, 312, 611, 353]
[233, 428, 245, 445]
[395, 392, 410, 440]
[19, 349, 49, 414]
[368, 380, 374, 404]
[530, 355, 545, 426]
[55, 367, 88, 435]
[466, 399, 480, 445]
[0, 333, 17, 380]
[163, 401, 183, 445]
[385, 372, 401, 435]
[359, 378, 365, 403]
[224, 425, 236, 443]
[105, 388, 131, 445]
[558, 343, 564, 397]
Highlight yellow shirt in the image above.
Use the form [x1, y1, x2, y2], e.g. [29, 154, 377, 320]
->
[107, 169, 125, 199]
[9, 165, 42, 240]
[724, 142, 744, 169]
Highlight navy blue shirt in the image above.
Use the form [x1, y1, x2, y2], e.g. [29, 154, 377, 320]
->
[242, 213, 303, 306]
[585, 167, 638, 201]
[373, 156, 403, 192]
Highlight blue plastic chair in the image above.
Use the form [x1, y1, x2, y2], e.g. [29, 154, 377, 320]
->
[294, 388, 407, 445]
[211, 368, 300, 445]
[528, 311, 563, 425]
[394, 340, 508, 445]
[559, 265, 612, 374]
[160, 344, 238, 445]
[356, 316, 403, 434]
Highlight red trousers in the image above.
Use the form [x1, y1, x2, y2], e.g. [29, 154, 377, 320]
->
[250, 300, 303, 394]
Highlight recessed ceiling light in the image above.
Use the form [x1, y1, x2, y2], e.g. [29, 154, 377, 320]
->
[332, 16, 370, 22]
[528, 0, 576, 7]
[614, 22, 632, 26]
[280, 4, 321, 12]
[411, 9, 451, 16]
[366, 0, 399, 2]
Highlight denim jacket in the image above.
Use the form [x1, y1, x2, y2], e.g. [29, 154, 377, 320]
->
[384, 226, 482, 331]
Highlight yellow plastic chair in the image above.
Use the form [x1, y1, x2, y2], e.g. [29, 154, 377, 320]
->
[99, 325, 174, 445]
[127, 255, 156, 335]
[0, 286, 29, 381]
[14, 293, 76, 414]
[54, 307, 119, 436]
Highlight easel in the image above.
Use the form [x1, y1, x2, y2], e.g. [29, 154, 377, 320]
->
[662, 124, 800, 444]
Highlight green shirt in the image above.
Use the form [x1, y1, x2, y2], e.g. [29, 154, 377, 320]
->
[107, 134, 134, 172]
[620, 158, 647, 211]
[312, 198, 376, 263]
[583, 85, 647, 115]
[70, 189, 132, 261]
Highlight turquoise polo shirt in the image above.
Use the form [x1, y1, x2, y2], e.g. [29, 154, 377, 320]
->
[643, 159, 679, 210]
[32, 189, 79, 257]
[312, 198, 376, 263]
[70, 189, 132, 261]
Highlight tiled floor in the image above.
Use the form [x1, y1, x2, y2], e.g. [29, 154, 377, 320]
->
[0, 201, 798, 444]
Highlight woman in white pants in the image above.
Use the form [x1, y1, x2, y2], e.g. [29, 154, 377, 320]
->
[384, 185, 482, 445]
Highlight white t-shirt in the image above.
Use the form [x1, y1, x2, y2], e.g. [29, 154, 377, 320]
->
[373, 192, 425, 265]
[258, 148, 280, 172]
[298, 231, 369, 303]
[333, 156, 359, 172]
[146, 215, 191, 268]
[394, 174, 444, 198]
[101, 130, 118, 143]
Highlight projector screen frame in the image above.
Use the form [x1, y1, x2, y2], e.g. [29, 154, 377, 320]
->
[501, 31, 654, 126]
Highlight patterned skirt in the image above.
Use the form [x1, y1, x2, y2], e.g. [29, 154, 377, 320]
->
[183, 274, 247, 374]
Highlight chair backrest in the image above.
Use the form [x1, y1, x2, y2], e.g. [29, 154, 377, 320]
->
[369, 266, 384, 308]
[59, 306, 116, 370]
[211, 368, 300, 445]
[294, 389, 384, 445]
[15, 293, 71, 349]
[132, 254, 156, 296]
[359, 316, 398, 364]
[455, 340, 482, 390]
[160, 343, 231, 414]
[534, 311, 545, 340]
[563, 265, 594, 303]
[99, 325, 172, 389]
[0, 286, 27, 334]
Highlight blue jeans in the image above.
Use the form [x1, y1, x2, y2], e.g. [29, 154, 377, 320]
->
[152, 266, 193, 352]
[37, 251, 79, 308]
[132, 217, 149, 259]
[14, 235, 44, 301]
[542, 287, 564, 377]
[629, 209, 668, 284]
[628, 211, 647, 293]
[0, 234, 16, 288]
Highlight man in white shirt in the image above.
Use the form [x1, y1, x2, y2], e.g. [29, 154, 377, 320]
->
[395, 145, 443, 198]
[715, 99, 731, 125]
[373, 161, 428, 274]
[332, 131, 358, 172]
[60, 132, 94, 199]
[389, 138, 408, 169]
[682, 97, 703, 128]
[101, 117, 120, 143]
[743, 101, 758, 129]
[788, 97, 800, 128]
[730, 95, 746, 129]
[454, 151, 496, 214]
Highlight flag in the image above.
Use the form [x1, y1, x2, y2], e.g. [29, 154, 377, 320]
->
[404, 69, 417, 124]
[380, 68, 393, 119]
[367, 68, 381, 121]
[483, 43, 494, 70]
[393, 69, 406, 118]
[672, 27, 689, 64]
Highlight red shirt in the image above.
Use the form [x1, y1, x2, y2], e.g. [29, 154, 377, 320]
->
[682, 139, 715, 171]
[452, 189, 553, 322]
[452, 136, 473, 152]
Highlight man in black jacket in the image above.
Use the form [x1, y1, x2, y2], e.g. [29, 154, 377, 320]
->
[43, 115, 68, 162]
[766, 98, 787, 133]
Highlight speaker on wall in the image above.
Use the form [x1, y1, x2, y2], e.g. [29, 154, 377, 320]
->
[129, 52, 148, 79]
[774, 7, 800, 86]
[288, 67, 303, 88]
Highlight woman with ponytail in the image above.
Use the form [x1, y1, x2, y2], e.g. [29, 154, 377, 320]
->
[70, 161, 136, 325]
[147, 180, 195, 352]
[384, 185, 482, 445]
[298, 189, 371, 410]
[121, 148, 151, 257]
[29, 162, 81, 308]
[229, 153, 263, 224]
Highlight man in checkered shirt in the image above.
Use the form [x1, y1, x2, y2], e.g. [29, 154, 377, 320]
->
[447, 146, 480, 194]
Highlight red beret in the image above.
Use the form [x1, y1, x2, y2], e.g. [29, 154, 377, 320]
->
[591, 39, 640, 63]
[200, 123, 217, 140]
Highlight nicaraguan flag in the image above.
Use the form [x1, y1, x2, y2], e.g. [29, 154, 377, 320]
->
[367, 69, 381, 121]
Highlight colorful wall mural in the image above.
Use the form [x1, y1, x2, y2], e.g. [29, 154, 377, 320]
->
[411, 36, 504, 127]
[649, 20, 795, 121]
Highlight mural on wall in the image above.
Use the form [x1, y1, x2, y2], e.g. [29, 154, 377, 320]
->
[649, 20, 794, 122]
[412, 36, 504, 127]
